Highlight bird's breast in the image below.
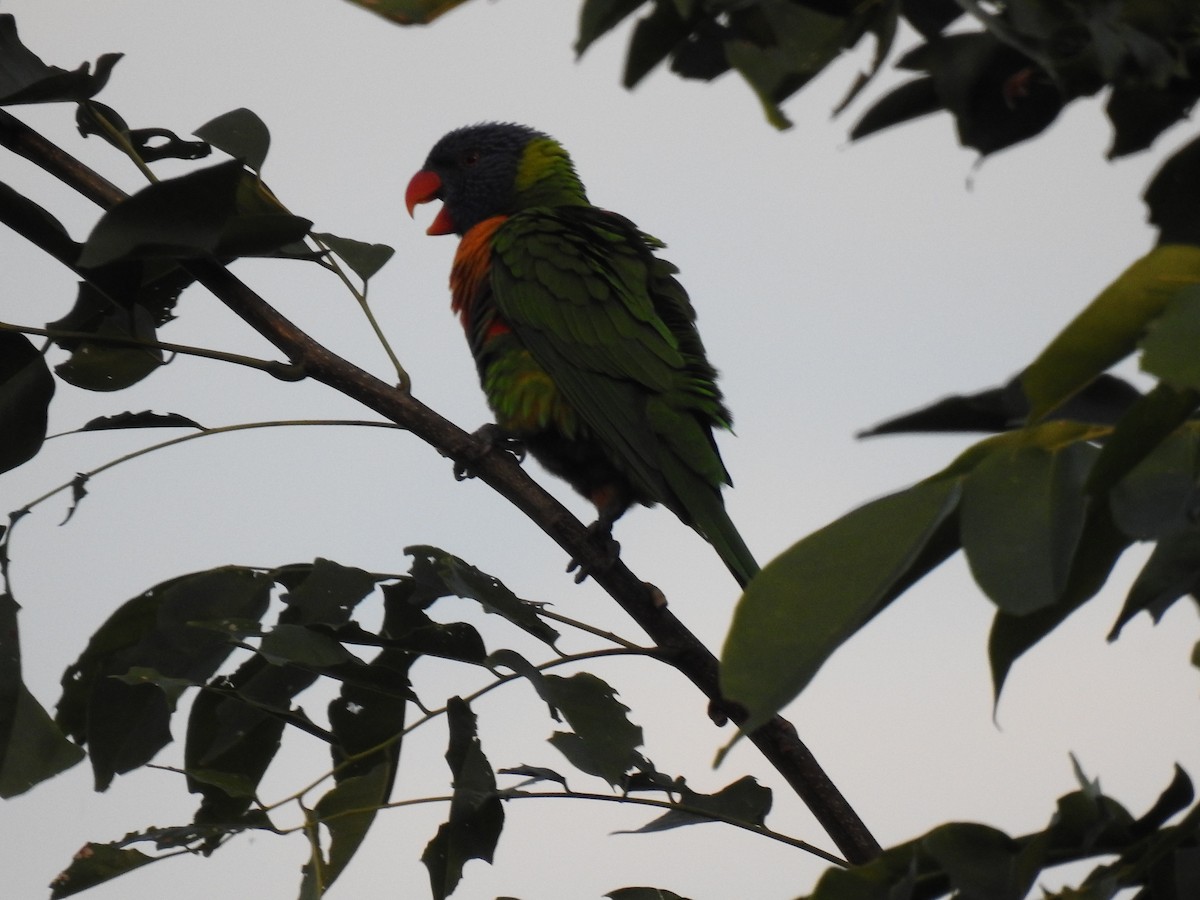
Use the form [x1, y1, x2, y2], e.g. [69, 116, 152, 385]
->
[450, 215, 508, 330]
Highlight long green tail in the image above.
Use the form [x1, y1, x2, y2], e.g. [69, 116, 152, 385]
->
[664, 465, 759, 588]
[701, 497, 759, 589]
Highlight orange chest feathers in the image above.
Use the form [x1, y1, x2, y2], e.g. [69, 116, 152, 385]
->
[449, 215, 509, 337]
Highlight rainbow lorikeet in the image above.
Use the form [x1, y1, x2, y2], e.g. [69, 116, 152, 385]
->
[405, 123, 758, 588]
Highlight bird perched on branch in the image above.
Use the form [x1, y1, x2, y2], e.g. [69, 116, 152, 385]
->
[406, 122, 757, 588]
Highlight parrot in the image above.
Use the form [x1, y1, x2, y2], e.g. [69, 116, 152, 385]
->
[405, 122, 758, 588]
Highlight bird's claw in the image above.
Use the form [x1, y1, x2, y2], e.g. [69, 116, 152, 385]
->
[453, 424, 526, 481]
[566, 520, 621, 583]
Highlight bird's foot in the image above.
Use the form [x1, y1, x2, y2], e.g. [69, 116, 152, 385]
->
[566, 519, 621, 584]
[454, 423, 526, 481]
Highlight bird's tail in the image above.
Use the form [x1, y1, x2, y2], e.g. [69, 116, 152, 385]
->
[671, 474, 759, 588]
[705, 502, 759, 589]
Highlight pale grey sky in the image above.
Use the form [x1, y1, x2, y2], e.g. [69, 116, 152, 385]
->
[2, 1, 1197, 898]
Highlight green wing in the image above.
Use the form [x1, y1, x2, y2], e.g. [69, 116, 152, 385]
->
[490, 206, 759, 586]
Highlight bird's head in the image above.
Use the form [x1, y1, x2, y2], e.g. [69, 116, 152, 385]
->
[405, 122, 588, 236]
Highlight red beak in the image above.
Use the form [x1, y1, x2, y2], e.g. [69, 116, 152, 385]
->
[405, 170, 456, 236]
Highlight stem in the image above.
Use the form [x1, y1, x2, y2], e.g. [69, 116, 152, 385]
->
[535, 608, 645, 650]
[260, 646, 655, 815]
[310, 233, 409, 389]
[405, 647, 657, 735]
[288, 787, 846, 866]
[12, 419, 403, 516]
[499, 789, 847, 865]
[80, 100, 160, 184]
[0, 320, 304, 380]
[0, 108, 881, 864]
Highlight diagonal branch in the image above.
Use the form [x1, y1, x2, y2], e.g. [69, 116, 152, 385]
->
[0, 107, 881, 864]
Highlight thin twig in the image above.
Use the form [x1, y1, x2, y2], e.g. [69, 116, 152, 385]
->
[0, 319, 304, 380]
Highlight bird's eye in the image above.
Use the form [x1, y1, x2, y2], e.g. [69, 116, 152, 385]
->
[462, 149, 481, 167]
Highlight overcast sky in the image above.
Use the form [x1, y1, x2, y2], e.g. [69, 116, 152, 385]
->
[3, 1, 1199, 898]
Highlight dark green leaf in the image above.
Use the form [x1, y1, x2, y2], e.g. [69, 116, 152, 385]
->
[1141, 286, 1200, 389]
[1022, 245, 1200, 422]
[0, 15, 121, 106]
[339, 0, 472, 25]
[282, 558, 380, 624]
[110, 667, 196, 703]
[376, 580, 489, 664]
[722, 476, 961, 733]
[259, 624, 354, 667]
[405, 546, 559, 647]
[0, 591, 17, 769]
[577, 0, 647, 56]
[48, 842, 154, 899]
[725, 3, 863, 130]
[900, 0, 963, 38]
[305, 763, 394, 892]
[850, 76, 941, 141]
[860, 374, 1141, 437]
[833, 3, 899, 115]
[77, 161, 243, 267]
[1070, 768, 1200, 896]
[0, 332, 54, 473]
[215, 207, 312, 258]
[497, 764, 569, 790]
[1049, 762, 1135, 850]
[58, 567, 273, 790]
[186, 665, 291, 827]
[1111, 525, 1200, 638]
[1108, 424, 1200, 540]
[78, 411, 205, 432]
[805, 834, 932, 899]
[1132, 765, 1193, 837]
[921, 822, 1039, 900]
[77, 161, 308, 267]
[960, 440, 1097, 615]
[989, 505, 1129, 699]
[1106, 83, 1200, 159]
[1086, 384, 1200, 499]
[52, 285, 163, 391]
[421, 698, 503, 900]
[312, 232, 395, 282]
[890, 33, 1062, 155]
[0, 681, 84, 798]
[605, 889, 691, 900]
[186, 561, 380, 825]
[538, 672, 644, 786]
[319, 592, 412, 895]
[327, 653, 409, 778]
[63, 257, 194, 330]
[668, 18, 730, 82]
[194, 108, 271, 172]
[621, 776, 771, 833]
[62, 473, 89, 524]
[623, 1, 690, 88]
[1145, 133, 1200, 245]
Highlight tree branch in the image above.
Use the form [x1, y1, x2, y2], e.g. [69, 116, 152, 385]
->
[0, 107, 881, 864]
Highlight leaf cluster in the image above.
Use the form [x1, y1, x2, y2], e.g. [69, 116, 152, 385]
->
[721, 136, 1200, 737]
[805, 762, 1200, 900]
[568, 0, 1200, 155]
[30, 552, 774, 900]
